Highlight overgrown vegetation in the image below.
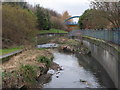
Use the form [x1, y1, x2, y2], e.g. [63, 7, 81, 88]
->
[2, 4, 38, 48]
[78, 9, 109, 29]
[65, 39, 80, 47]
[2, 49, 53, 88]
[2, 2, 68, 49]
[19, 64, 39, 83]
[79, 1, 120, 29]
[34, 6, 68, 30]
[35, 5, 51, 30]
[2, 64, 40, 88]
[37, 56, 52, 67]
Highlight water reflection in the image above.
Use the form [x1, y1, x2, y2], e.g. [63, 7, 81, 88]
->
[76, 54, 115, 88]
[43, 51, 115, 88]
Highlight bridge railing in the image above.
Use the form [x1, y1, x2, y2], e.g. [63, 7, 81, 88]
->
[65, 22, 78, 25]
[70, 29, 120, 45]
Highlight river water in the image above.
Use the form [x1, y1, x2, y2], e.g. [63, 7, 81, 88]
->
[43, 51, 115, 88]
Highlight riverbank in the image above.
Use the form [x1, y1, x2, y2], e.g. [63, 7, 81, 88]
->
[1, 37, 90, 89]
[39, 29, 68, 34]
[1, 48, 55, 88]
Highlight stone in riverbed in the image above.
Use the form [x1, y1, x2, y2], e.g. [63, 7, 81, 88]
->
[80, 79, 92, 86]
[38, 73, 52, 84]
[50, 62, 62, 71]
[56, 75, 59, 78]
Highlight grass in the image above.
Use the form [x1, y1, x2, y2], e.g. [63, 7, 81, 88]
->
[0, 47, 21, 56]
[19, 64, 39, 83]
[82, 35, 120, 52]
[39, 28, 68, 34]
[37, 56, 52, 67]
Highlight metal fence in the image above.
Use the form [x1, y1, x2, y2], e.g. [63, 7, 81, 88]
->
[70, 29, 120, 45]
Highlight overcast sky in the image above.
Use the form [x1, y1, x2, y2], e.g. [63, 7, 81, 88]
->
[27, 0, 91, 22]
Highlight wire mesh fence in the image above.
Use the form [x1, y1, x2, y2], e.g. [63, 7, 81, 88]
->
[69, 29, 120, 45]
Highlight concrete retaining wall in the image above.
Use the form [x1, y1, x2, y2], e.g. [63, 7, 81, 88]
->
[81, 36, 120, 89]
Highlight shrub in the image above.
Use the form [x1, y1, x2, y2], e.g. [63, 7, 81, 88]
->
[2, 4, 38, 48]
[19, 64, 39, 83]
[50, 16, 66, 30]
[35, 5, 51, 30]
[37, 56, 51, 67]
[66, 39, 79, 46]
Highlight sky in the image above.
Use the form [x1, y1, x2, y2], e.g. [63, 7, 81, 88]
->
[27, 0, 91, 22]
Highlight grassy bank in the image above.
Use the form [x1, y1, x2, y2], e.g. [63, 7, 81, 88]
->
[82, 35, 120, 52]
[39, 29, 68, 34]
[2, 49, 53, 88]
[0, 47, 22, 55]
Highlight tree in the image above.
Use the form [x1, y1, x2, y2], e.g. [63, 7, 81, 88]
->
[3, 0, 27, 9]
[50, 16, 66, 30]
[48, 9, 66, 30]
[78, 9, 110, 29]
[35, 5, 51, 30]
[62, 11, 73, 22]
[91, 1, 120, 28]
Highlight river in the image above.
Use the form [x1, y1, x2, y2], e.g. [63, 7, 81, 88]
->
[43, 51, 115, 88]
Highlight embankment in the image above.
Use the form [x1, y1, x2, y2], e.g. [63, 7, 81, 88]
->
[81, 36, 120, 90]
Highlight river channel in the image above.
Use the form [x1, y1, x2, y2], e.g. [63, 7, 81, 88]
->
[43, 51, 115, 88]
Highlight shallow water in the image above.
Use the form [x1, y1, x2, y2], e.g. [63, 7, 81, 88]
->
[43, 51, 115, 88]
[37, 43, 58, 48]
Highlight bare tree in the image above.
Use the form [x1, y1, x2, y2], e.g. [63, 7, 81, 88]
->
[91, 1, 120, 28]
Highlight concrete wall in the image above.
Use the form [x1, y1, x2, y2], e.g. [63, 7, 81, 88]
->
[82, 37, 120, 90]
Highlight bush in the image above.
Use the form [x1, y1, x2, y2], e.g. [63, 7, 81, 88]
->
[37, 56, 51, 67]
[19, 64, 39, 83]
[50, 16, 66, 30]
[2, 4, 38, 48]
[35, 5, 51, 30]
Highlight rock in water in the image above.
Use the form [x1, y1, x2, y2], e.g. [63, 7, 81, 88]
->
[38, 74, 52, 84]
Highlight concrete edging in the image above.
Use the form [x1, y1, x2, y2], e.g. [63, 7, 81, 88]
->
[81, 36, 120, 90]
[0, 50, 23, 63]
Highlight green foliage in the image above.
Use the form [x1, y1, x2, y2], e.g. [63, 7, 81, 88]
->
[2, 72, 11, 78]
[37, 56, 51, 67]
[35, 5, 51, 30]
[39, 29, 68, 34]
[3, 1, 27, 9]
[78, 9, 109, 29]
[78, 9, 91, 29]
[65, 39, 79, 46]
[0, 47, 21, 55]
[19, 64, 39, 83]
[2, 4, 38, 48]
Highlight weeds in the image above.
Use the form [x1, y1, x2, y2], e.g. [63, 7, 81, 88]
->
[37, 56, 51, 67]
[19, 64, 39, 83]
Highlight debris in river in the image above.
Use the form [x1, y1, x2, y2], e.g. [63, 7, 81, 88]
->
[56, 75, 59, 78]
[47, 69, 55, 75]
[80, 79, 92, 86]
[56, 71, 60, 74]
